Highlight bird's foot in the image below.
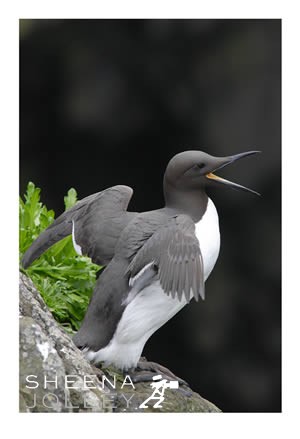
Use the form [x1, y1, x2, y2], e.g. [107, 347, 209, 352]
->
[126, 357, 189, 386]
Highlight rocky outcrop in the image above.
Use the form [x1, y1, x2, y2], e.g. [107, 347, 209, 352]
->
[19, 273, 221, 413]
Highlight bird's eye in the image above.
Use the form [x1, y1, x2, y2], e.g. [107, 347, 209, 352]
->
[197, 163, 205, 169]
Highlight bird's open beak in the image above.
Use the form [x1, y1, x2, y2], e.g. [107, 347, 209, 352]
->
[205, 151, 261, 196]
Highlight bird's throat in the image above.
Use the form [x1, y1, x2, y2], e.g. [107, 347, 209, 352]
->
[163, 182, 208, 222]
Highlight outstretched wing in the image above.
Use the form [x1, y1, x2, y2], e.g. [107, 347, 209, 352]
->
[127, 215, 205, 302]
[21, 185, 136, 268]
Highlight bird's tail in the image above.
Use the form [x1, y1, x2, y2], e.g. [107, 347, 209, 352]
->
[21, 211, 73, 269]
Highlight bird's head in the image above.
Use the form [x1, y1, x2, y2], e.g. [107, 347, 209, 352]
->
[164, 150, 260, 197]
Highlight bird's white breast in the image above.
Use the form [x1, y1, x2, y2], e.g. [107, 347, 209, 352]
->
[195, 197, 220, 281]
[86, 198, 220, 370]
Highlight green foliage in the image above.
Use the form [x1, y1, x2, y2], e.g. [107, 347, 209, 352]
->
[19, 182, 100, 333]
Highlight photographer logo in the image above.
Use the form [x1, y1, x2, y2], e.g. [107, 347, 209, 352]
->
[139, 375, 179, 409]
[23, 373, 179, 410]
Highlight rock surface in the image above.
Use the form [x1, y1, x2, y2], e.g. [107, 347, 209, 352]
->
[19, 272, 221, 413]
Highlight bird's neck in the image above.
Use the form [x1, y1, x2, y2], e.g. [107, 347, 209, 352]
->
[163, 180, 208, 222]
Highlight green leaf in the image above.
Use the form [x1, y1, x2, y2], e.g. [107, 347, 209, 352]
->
[19, 182, 101, 331]
[64, 188, 77, 210]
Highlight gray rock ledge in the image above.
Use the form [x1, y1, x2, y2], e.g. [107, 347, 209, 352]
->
[19, 272, 221, 413]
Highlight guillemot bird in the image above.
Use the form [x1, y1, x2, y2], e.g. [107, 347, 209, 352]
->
[22, 150, 260, 377]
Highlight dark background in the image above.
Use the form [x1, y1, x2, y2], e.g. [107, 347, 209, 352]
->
[20, 19, 281, 412]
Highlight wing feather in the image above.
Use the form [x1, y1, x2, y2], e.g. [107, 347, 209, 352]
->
[127, 215, 205, 302]
[22, 185, 136, 268]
